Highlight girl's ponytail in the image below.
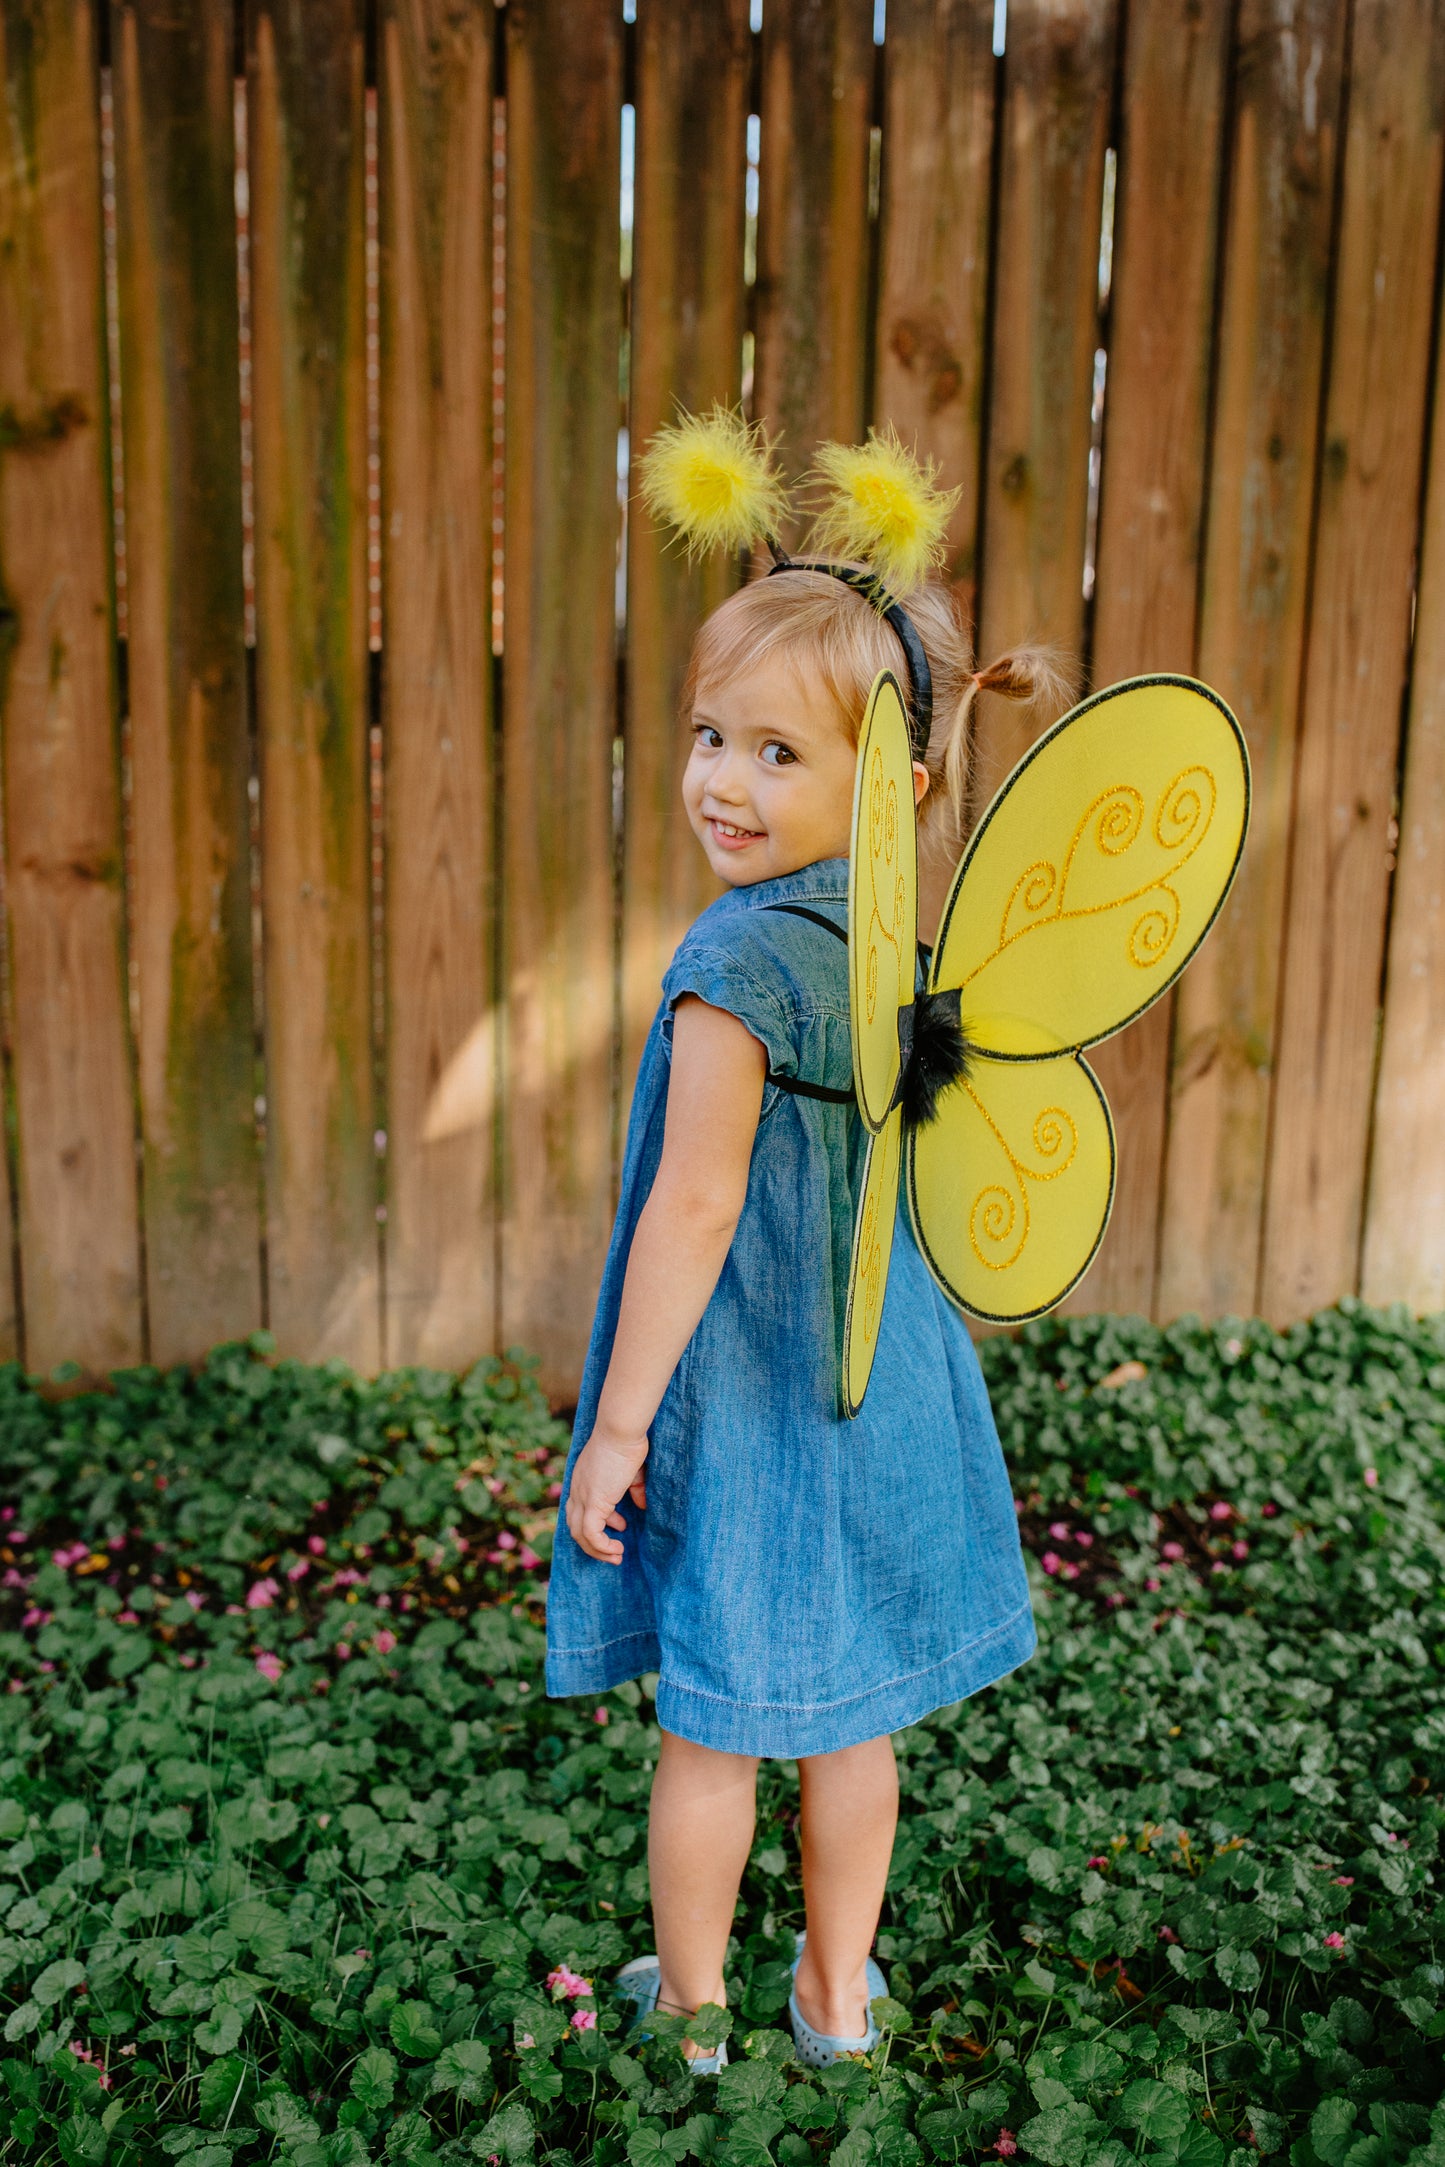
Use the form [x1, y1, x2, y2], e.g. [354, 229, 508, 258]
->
[938, 644, 1077, 829]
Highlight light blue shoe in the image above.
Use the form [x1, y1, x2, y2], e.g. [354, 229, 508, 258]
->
[614, 1954, 729, 2074]
[787, 1929, 886, 2068]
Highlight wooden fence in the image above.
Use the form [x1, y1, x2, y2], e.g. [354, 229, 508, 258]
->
[1, 0, 1444, 1397]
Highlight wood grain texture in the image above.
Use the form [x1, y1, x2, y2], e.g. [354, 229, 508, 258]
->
[872, 0, 996, 619]
[1259, 0, 1445, 1320]
[111, 0, 260, 1364]
[1069, 0, 1233, 1317]
[1362, 182, 1445, 1312]
[620, 0, 748, 1096]
[378, 0, 495, 1368]
[247, 0, 378, 1366]
[753, 0, 875, 522]
[973, 0, 1117, 803]
[0, 0, 140, 1373]
[500, 0, 622, 1394]
[1156, 0, 1348, 1322]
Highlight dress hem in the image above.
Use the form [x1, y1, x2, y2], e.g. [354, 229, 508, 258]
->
[543, 1600, 1036, 1758]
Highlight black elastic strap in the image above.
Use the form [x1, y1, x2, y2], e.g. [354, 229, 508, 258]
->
[761, 902, 848, 944]
[759, 902, 853, 1101]
[765, 555, 934, 760]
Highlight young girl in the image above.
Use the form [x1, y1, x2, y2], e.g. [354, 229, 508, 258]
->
[544, 547, 1069, 2071]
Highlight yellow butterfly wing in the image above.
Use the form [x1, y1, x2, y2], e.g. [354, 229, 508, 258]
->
[842, 1107, 904, 1416]
[931, 676, 1249, 1050]
[910, 675, 1247, 1322]
[906, 1052, 1115, 1322]
[847, 671, 918, 1133]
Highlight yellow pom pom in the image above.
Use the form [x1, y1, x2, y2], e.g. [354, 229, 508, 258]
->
[805, 426, 960, 593]
[636, 406, 790, 558]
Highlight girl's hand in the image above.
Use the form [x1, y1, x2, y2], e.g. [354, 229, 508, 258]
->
[565, 1426, 650, 1564]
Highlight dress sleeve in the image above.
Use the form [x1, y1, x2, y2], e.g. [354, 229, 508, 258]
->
[659, 930, 798, 1101]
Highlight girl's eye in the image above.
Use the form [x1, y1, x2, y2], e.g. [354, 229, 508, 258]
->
[693, 724, 723, 750]
[760, 741, 797, 767]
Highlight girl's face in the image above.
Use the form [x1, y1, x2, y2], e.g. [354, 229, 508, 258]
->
[684, 654, 925, 888]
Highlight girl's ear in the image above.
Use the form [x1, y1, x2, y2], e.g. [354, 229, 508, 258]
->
[911, 760, 931, 808]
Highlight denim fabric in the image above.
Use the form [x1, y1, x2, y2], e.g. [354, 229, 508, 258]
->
[543, 857, 1036, 1758]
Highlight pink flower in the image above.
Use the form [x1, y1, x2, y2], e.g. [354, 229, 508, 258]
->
[116, 1611, 139, 1626]
[330, 1568, 367, 1587]
[1158, 1925, 1179, 1943]
[308, 1535, 327, 1555]
[1211, 1561, 1227, 1574]
[1, 1568, 28, 1588]
[38, 1660, 54, 1672]
[593, 1708, 609, 1726]
[1040, 1552, 1061, 1576]
[1048, 1522, 1071, 1541]
[1161, 1541, 1184, 1561]
[372, 1629, 397, 1655]
[496, 1530, 518, 1552]
[1232, 1540, 1249, 1560]
[484, 1476, 504, 1495]
[186, 1589, 204, 1610]
[21, 1608, 51, 1629]
[547, 1966, 593, 1999]
[1106, 1591, 1125, 1608]
[255, 1651, 283, 1683]
[1145, 1576, 1160, 1592]
[518, 2032, 535, 2050]
[1364, 1467, 1379, 1488]
[246, 1578, 281, 1610]
[486, 1549, 509, 1565]
[0, 1507, 11, 1521]
[1324, 1932, 1345, 1950]
[1224, 1337, 1243, 1358]
[107, 1536, 125, 1551]
[1261, 1501, 1279, 1518]
[335, 1643, 351, 1661]
[286, 1559, 310, 1581]
[1061, 1562, 1080, 1581]
[994, 2135, 1018, 2160]
[179, 1655, 197, 1668]
[571, 2008, 597, 2031]
[52, 1543, 88, 1569]
[1075, 1532, 1093, 1549]
[1209, 1502, 1232, 1521]
[1086, 1855, 1109, 1870]
[1332, 1875, 1354, 1886]
[546, 1482, 563, 1501]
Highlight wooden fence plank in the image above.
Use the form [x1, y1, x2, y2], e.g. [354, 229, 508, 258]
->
[247, 0, 378, 1366]
[1069, 0, 1233, 1317]
[500, 0, 622, 1394]
[0, 0, 140, 1373]
[872, 0, 996, 624]
[1259, 0, 1445, 1320]
[378, 0, 495, 1368]
[620, 0, 748, 1095]
[972, 0, 1116, 804]
[1362, 219, 1445, 1313]
[1157, 0, 1350, 1323]
[753, 0, 875, 524]
[111, 0, 260, 1364]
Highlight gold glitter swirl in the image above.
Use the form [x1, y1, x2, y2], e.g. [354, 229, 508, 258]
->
[971, 1179, 1024, 1270]
[1094, 786, 1144, 857]
[1032, 1105, 1077, 1169]
[869, 751, 884, 856]
[1154, 766, 1214, 852]
[1128, 887, 1180, 968]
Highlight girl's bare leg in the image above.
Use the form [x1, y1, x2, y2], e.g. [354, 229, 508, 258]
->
[649, 1728, 760, 2056]
[792, 1733, 899, 2037]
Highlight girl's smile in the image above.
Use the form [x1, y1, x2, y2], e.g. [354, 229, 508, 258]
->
[684, 654, 927, 888]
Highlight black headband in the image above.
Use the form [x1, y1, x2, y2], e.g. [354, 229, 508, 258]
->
[765, 551, 934, 762]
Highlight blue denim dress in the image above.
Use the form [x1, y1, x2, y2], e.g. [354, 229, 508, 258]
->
[544, 857, 1036, 1758]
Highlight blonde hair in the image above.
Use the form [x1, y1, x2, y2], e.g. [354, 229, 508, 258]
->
[683, 568, 1075, 839]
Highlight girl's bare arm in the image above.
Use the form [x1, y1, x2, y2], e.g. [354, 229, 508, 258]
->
[565, 995, 765, 1563]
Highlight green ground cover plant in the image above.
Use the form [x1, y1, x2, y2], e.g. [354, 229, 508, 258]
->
[0, 1303, 1442, 2167]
